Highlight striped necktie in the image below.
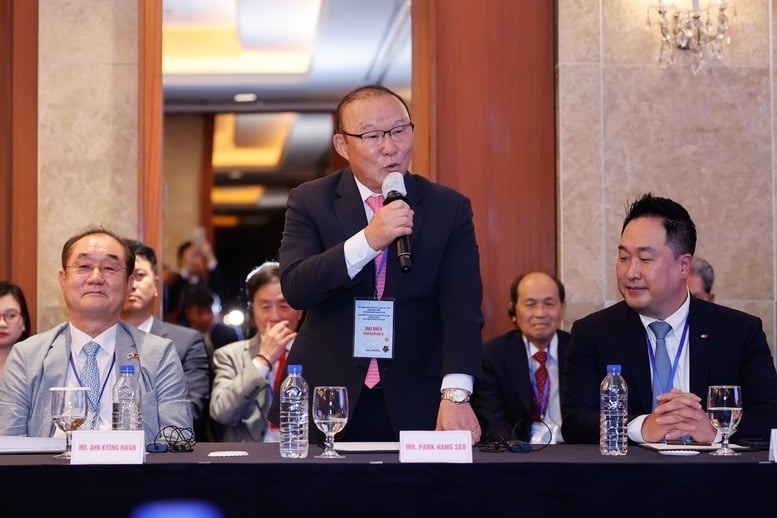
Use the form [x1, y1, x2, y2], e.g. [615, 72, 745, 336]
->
[364, 194, 385, 388]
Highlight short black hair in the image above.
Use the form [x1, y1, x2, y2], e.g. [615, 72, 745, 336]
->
[0, 281, 31, 342]
[186, 288, 214, 310]
[622, 193, 696, 257]
[177, 240, 193, 264]
[124, 239, 158, 274]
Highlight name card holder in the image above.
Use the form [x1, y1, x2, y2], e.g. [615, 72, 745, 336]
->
[71, 430, 145, 464]
[399, 430, 472, 463]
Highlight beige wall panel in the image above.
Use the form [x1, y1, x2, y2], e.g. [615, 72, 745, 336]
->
[162, 114, 205, 271]
[558, 0, 601, 64]
[559, 0, 777, 360]
[37, 0, 139, 330]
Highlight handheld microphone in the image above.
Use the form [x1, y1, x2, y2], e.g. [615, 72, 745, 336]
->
[381, 172, 412, 272]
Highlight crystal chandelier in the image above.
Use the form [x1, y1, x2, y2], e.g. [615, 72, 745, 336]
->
[646, 1, 737, 74]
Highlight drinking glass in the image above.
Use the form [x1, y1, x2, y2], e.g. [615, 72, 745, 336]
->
[50, 387, 89, 459]
[707, 385, 743, 456]
[312, 386, 349, 458]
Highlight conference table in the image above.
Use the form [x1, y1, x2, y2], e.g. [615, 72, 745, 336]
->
[0, 442, 773, 517]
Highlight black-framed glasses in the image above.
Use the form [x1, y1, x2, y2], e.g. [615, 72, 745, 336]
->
[340, 122, 414, 146]
[66, 262, 126, 278]
[0, 310, 21, 323]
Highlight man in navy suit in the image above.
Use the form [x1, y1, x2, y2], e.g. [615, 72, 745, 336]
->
[562, 193, 777, 444]
[272, 85, 484, 444]
[121, 240, 210, 439]
[473, 272, 570, 444]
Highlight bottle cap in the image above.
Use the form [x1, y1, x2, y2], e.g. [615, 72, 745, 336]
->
[287, 364, 302, 375]
[606, 364, 621, 374]
[120, 364, 135, 375]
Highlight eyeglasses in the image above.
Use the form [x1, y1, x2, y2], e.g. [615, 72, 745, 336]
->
[66, 262, 127, 278]
[340, 122, 414, 147]
[0, 310, 21, 323]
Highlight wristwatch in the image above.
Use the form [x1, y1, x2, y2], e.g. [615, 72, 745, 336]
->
[440, 388, 471, 404]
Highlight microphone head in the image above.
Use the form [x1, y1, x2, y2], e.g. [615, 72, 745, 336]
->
[382, 172, 407, 198]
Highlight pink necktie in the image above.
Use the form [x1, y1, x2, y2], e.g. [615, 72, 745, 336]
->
[364, 194, 385, 388]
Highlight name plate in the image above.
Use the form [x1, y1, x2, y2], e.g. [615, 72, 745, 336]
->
[770, 429, 777, 463]
[71, 430, 145, 464]
[399, 430, 472, 463]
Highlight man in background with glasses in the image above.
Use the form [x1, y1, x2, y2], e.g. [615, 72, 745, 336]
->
[271, 85, 484, 445]
[0, 227, 192, 442]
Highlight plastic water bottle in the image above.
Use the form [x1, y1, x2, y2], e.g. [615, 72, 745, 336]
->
[600, 364, 628, 455]
[112, 364, 142, 430]
[279, 364, 309, 458]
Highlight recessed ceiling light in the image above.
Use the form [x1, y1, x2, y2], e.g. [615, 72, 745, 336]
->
[234, 93, 258, 103]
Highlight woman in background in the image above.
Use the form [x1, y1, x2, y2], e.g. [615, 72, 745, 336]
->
[0, 281, 31, 373]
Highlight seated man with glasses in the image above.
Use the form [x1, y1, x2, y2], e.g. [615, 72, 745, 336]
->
[269, 85, 484, 445]
[0, 226, 192, 442]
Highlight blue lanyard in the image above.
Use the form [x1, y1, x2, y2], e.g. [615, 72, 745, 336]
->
[69, 351, 116, 411]
[646, 318, 689, 395]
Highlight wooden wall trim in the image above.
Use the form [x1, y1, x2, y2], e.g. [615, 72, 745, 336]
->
[410, 0, 433, 180]
[1, 0, 38, 331]
[138, 0, 164, 314]
[412, 0, 556, 340]
[138, 0, 163, 255]
[1, 0, 12, 277]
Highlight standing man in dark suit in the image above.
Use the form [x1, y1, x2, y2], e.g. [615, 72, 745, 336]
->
[272, 85, 484, 444]
[562, 193, 777, 444]
[121, 240, 210, 439]
[473, 272, 570, 444]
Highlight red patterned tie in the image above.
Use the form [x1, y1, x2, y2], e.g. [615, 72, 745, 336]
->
[364, 194, 385, 388]
[532, 350, 548, 420]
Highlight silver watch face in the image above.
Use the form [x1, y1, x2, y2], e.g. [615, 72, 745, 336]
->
[444, 389, 469, 403]
[452, 391, 466, 403]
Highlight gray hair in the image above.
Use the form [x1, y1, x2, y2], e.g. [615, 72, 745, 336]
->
[690, 257, 715, 295]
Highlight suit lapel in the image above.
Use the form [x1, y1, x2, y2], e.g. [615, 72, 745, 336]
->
[333, 168, 370, 242]
[116, 322, 141, 378]
[40, 324, 71, 429]
[619, 306, 655, 411]
[506, 332, 534, 415]
[334, 168, 376, 287]
[150, 317, 167, 339]
[687, 299, 711, 398]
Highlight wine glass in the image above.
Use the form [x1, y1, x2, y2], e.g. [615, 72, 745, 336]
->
[707, 385, 743, 456]
[312, 386, 349, 458]
[50, 387, 89, 459]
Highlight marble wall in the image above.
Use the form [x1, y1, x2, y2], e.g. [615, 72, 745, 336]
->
[557, 0, 777, 357]
[37, 0, 139, 330]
